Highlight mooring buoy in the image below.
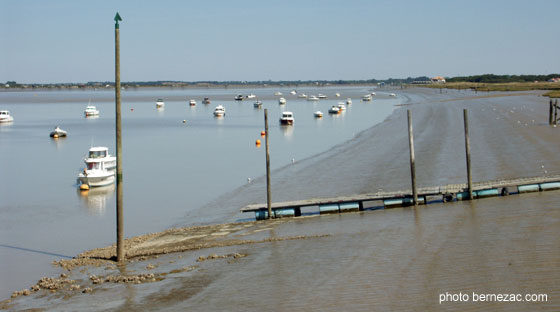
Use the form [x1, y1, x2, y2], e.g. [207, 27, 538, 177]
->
[80, 184, 90, 191]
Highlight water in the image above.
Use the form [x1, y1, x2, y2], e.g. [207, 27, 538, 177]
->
[0, 86, 399, 298]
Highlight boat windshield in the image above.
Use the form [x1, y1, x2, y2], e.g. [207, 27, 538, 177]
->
[89, 150, 107, 158]
[87, 162, 100, 170]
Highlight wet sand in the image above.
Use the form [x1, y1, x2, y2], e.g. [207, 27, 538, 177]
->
[2, 88, 559, 311]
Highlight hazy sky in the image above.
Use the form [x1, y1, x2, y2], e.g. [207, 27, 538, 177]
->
[2, 0, 559, 83]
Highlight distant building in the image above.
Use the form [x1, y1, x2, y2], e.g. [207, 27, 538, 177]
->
[548, 78, 560, 83]
[431, 76, 446, 84]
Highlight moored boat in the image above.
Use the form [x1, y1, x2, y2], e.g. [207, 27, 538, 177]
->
[278, 97, 287, 105]
[189, 99, 197, 106]
[346, 98, 352, 105]
[314, 111, 323, 118]
[49, 126, 67, 138]
[234, 94, 244, 101]
[337, 102, 346, 111]
[328, 106, 340, 114]
[362, 94, 372, 101]
[214, 105, 226, 117]
[77, 147, 116, 187]
[202, 97, 211, 104]
[318, 94, 327, 99]
[156, 99, 165, 108]
[0, 110, 14, 123]
[84, 105, 99, 117]
[246, 94, 257, 99]
[253, 100, 263, 108]
[307, 95, 319, 101]
[279, 111, 294, 125]
[298, 93, 308, 98]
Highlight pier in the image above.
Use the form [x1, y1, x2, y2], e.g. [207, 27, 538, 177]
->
[241, 175, 560, 220]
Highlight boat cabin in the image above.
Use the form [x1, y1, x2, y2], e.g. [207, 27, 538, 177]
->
[88, 147, 109, 159]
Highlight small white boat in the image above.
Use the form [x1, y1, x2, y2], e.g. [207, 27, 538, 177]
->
[274, 91, 283, 96]
[214, 105, 226, 117]
[84, 105, 99, 117]
[279, 111, 294, 125]
[328, 106, 340, 114]
[278, 97, 287, 105]
[298, 93, 308, 98]
[202, 97, 211, 104]
[318, 94, 327, 99]
[389, 93, 397, 97]
[371, 92, 376, 96]
[346, 98, 352, 105]
[362, 94, 372, 101]
[314, 111, 323, 118]
[290, 90, 297, 95]
[307, 95, 319, 101]
[335, 93, 341, 97]
[156, 99, 165, 108]
[77, 147, 116, 187]
[234, 94, 244, 101]
[337, 102, 346, 111]
[49, 126, 67, 138]
[246, 94, 256, 99]
[189, 99, 197, 106]
[0, 110, 14, 123]
[253, 100, 263, 108]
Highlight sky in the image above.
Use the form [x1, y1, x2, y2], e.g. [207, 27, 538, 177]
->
[1, 0, 559, 84]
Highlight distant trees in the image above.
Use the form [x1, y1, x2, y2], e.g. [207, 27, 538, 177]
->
[448, 74, 560, 83]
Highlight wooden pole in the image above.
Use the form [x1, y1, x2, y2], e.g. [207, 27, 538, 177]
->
[264, 109, 272, 219]
[463, 109, 473, 200]
[407, 110, 417, 205]
[114, 12, 124, 262]
[549, 99, 554, 125]
[555, 100, 558, 125]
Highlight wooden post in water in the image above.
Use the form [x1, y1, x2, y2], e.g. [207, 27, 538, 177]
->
[555, 100, 559, 125]
[114, 12, 124, 262]
[463, 109, 473, 200]
[549, 99, 554, 125]
[264, 109, 272, 219]
[407, 110, 417, 205]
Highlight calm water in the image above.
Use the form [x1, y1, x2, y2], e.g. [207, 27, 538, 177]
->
[0, 86, 399, 298]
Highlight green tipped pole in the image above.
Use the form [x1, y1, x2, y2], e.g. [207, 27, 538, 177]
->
[264, 109, 272, 219]
[114, 12, 124, 262]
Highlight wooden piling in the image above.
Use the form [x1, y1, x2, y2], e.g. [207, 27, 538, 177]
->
[407, 110, 417, 205]
[549, 99, 554, 125]
[264, 109, 272, 219]
[114, 12, 124, 262]
[555, 100, 559, 125]
[463, 109, 473, 200]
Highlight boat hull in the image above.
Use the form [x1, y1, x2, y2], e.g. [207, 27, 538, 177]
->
[279, 119, 293, 125]
[78, 172, 115, 187]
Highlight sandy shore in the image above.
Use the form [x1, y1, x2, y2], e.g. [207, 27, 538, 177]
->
[2, 88, 559, 311]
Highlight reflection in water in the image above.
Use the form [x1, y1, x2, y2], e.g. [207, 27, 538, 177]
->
[50, 136, 66, 149]
[77, 184, 115, 215]
[85, 115, 99, 120]
[280, 125, 294, 139]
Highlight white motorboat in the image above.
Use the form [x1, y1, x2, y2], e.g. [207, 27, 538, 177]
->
[335, 93, 341, 97]
[49, 126, 67, 138]
[290, 90, 297, 95]
[84, 105, 99, 117]
[307, 95, 319, 101]
[279, 111, 294, 125]
[156, 99, 165, 108]
[0, 110, 14, 123]
[274, 91, 283, 96]
[346, 98, 352, 105]
[234, 94, 244, 101]
[77, 147, 116, 187]
[314, 111, 323, 118]
[246, 94, 256, 99]
[253, 100, 263, 108]
[189, 99, 197, 106]
[214, 105, 226, 117]
[298, 93, 308, 98]
[389, 93, 397, 97]
[328, 106, 340, 114]
[371, 92, 376, 96]
[337, 102, 346, 111]
[202, 97, 211, 104]
[362, 94, 372, 101]
[318, 94, 327, 99]
[278, 97, 287, 105]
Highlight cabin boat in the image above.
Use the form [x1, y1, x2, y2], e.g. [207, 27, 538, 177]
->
[335, 93, 341, 97]
[279, 111, 294, 125]
[202, 97, 211, 104]
[318, 94, 327, 99]
[49, 126, 67, 138]
[328, 106, 340, 114]
[0, 110, 13, 123]
[253, 100, 263, 108]
[214, 105, 226, 117]
[84, 105, 99, 117]
[389, 93, 397, 97]
[274, 91, 283, 96]
[346, 98, 352, 105]
[246, 94, 256, 99]
[337, 102, 346, 111]
[234, 94, 244, 101]
[362, 94, 372, 101]
[314, 111, 323, 118]
[370, 92, 376, 96]
[278, 97, 287, 105]
[189, 99, 197, 106]
[77, 147, 116, 187]
[290, 90, 297, 95]
[307, 95, 319, 101]
[298, 93, 308, 98]
[156, 99, 165, 108]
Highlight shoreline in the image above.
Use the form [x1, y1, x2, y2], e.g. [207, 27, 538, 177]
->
[3, 87, 559, 310]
